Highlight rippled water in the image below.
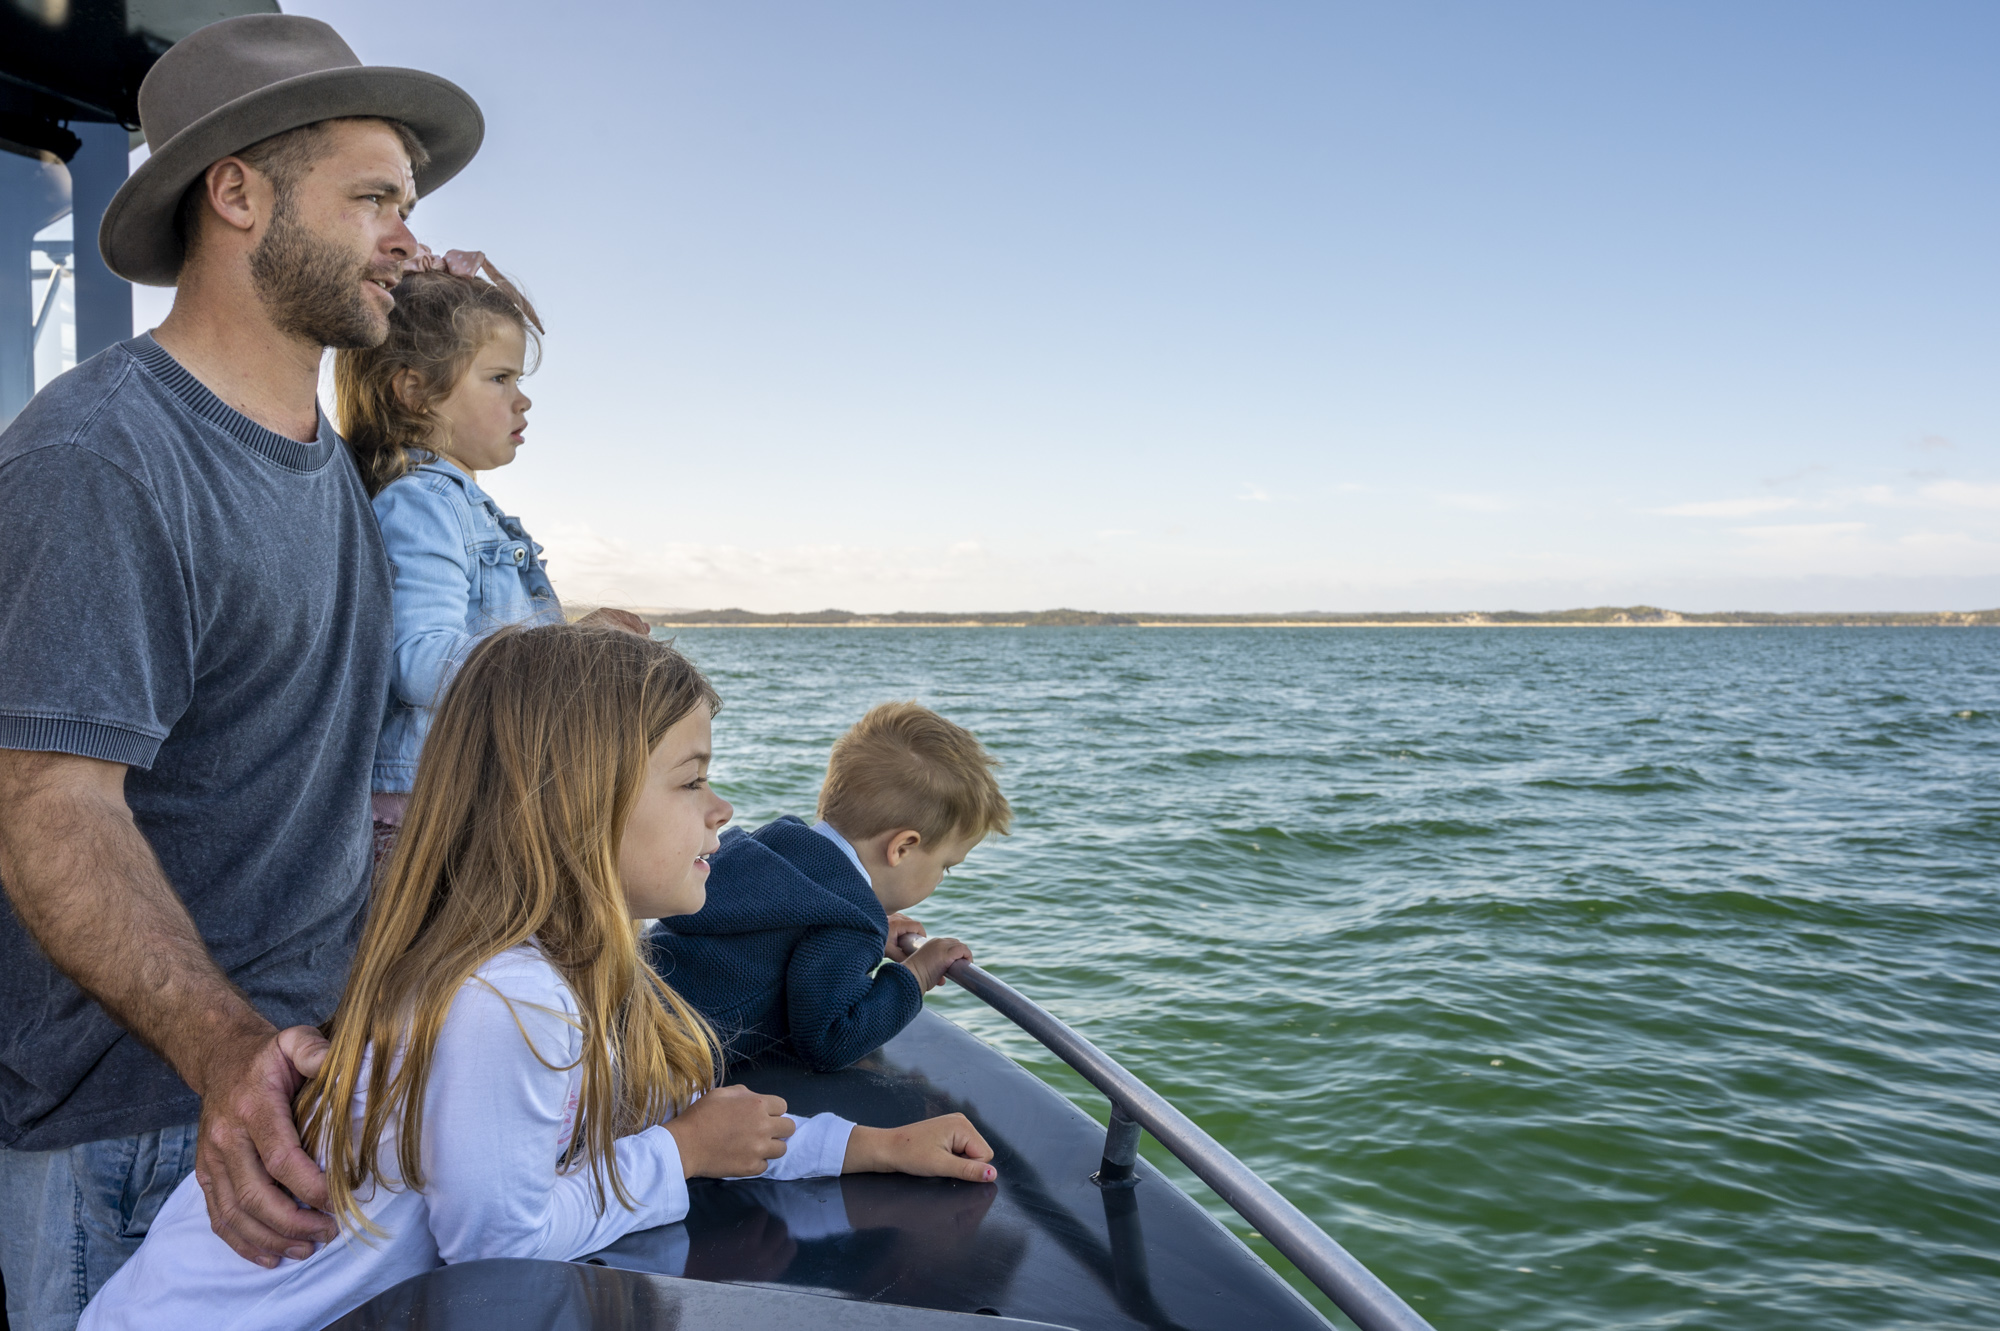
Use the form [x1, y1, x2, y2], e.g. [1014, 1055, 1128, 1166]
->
[664, 627, 1999, 1331]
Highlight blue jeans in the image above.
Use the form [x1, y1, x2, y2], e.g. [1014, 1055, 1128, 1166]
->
[0, 1123, 198, 1331]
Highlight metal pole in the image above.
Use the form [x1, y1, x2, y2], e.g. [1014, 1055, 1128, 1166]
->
[943, 958, 1437, 1331]
[1, 150, 72, 427]
[1096, 1101, 1142, 1187]
[67, 121, 132, 360]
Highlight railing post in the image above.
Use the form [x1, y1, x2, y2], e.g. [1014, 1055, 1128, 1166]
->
[1095, 1101, 1141, 1188]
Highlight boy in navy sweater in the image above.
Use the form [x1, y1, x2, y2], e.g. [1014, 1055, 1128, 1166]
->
[650, 702, 1012, 1071]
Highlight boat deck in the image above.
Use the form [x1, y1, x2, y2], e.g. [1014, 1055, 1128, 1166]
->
[585, 1010, 1332, 1331]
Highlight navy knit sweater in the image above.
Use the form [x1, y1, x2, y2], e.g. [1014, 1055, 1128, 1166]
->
[647, 816, 924, 1071]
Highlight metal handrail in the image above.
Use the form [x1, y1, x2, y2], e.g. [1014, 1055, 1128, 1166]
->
[938, 954, 1437, 1331]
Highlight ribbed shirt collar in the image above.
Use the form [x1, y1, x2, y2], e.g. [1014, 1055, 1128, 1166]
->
[129, 335, 336, 473]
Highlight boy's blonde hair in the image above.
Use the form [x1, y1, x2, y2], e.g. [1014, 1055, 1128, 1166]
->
[817, 702, 1011, 845]
[296, 624, 721, 1234]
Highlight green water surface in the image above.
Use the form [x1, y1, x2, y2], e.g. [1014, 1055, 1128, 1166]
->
[665, 626, 1998, 1331]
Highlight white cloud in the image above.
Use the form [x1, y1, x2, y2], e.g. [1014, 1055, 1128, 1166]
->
[1760, 463, 1833, 487]
[1658, 497, 1799, 518]
[537, 523, 1002, 610]
[520, 468, 2000, 613]
[1733, 521, 1868, 541]
[1659, 480, 2000, 519]
[1897, 530, 1999, 555]
[1237, 483, 1272, 502]
[1919, 480, 2000, 510]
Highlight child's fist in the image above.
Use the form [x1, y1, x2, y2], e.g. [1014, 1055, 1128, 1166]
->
[903, 936, 972, 991]
[845, 1113, 996, 1183]
[884, 913, 926, 961]
[664, 1084, 795, 1179]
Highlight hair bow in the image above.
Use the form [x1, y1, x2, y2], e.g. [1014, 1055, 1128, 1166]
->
[402, 243, 546, 334]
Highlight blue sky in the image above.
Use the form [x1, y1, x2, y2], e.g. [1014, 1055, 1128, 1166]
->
[138, 2, 2000, 611]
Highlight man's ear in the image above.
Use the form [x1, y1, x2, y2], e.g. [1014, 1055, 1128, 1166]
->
[884, 830, 923, 866]
[202, 158, 265, 237]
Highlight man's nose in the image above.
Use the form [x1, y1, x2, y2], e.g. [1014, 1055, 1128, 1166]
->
[713, 798, 734, 827]
[382, 211, 419, 260]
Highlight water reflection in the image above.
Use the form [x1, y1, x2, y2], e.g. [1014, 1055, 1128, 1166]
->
[592, 1173, 1016, 1312]
[330, 1259, 687, 1330]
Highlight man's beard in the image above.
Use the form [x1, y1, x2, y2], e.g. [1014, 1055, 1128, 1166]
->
[248, 197, 388, 350]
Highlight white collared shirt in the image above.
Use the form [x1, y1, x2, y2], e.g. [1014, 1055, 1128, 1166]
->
[810, 819, 872, 887]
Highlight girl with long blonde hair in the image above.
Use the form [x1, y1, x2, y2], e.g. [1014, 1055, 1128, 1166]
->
[83, 624, 995, 1331]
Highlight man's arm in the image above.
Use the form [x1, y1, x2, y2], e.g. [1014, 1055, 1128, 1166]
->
[0, 749, 335, 1265]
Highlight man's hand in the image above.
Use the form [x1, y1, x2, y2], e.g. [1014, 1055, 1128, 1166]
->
[903, 936, 972, 991]
[844, 1113, 995, 1182]
[664, 1084, 796, 1178]
[0, 748, 333, 1267]
[576, 606, 652, 637]
[885, 913, 926, 962]
[402, 248, 544, 332]
[192, 1024, 337, 1265]
[281, 1023, 330, 1081]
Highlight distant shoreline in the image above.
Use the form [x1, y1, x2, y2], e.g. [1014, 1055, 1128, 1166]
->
[626, 605, 2000, 629]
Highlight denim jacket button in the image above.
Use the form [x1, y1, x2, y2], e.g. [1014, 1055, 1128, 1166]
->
[513, 547, 526, 564]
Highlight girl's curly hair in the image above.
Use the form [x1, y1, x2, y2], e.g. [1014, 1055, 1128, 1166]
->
[334, 269, 541, 495]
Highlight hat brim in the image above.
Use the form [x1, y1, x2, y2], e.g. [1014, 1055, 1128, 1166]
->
[100, 64, 485, 286]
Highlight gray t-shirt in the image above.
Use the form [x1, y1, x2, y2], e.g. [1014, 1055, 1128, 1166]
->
[0, 336, 392, 1151]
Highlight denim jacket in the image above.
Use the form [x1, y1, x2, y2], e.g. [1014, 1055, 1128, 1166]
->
[371, 460, 562, 792]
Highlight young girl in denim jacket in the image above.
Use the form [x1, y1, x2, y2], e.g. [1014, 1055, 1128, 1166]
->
[336, 256, 645, 856]
[82, 625, 994, 1331]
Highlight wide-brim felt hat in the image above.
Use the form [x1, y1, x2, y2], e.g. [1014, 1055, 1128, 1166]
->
[101, 13, 484, 286]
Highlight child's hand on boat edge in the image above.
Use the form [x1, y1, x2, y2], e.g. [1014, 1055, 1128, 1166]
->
[887, 916, 974, 991]
[663, 1084, 998, 1183]
[904, 937, 973, 991]
[884, 914, 928, 961]
[665, 1085, 797, 1177]
[845, 1113, 997, 1183]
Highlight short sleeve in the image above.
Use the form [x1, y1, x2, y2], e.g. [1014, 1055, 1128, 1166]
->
[0, 448, 191, 768]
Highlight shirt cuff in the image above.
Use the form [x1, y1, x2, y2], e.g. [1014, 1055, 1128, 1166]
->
[764, 1112, 855, 1180]
[634, 1124, 692, 1222]
[0, 714, 163, 768]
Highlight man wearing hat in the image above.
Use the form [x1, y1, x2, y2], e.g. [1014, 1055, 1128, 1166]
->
[0, 16, 482, 1326]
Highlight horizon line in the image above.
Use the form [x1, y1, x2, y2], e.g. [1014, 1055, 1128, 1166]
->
[597, 604, 2000, 627]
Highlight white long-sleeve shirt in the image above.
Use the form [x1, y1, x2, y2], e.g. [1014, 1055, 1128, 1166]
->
[81, 945, 853, 1331]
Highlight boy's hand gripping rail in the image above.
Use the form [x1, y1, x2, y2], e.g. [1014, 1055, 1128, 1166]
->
[912, 941, 1436, 1331]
